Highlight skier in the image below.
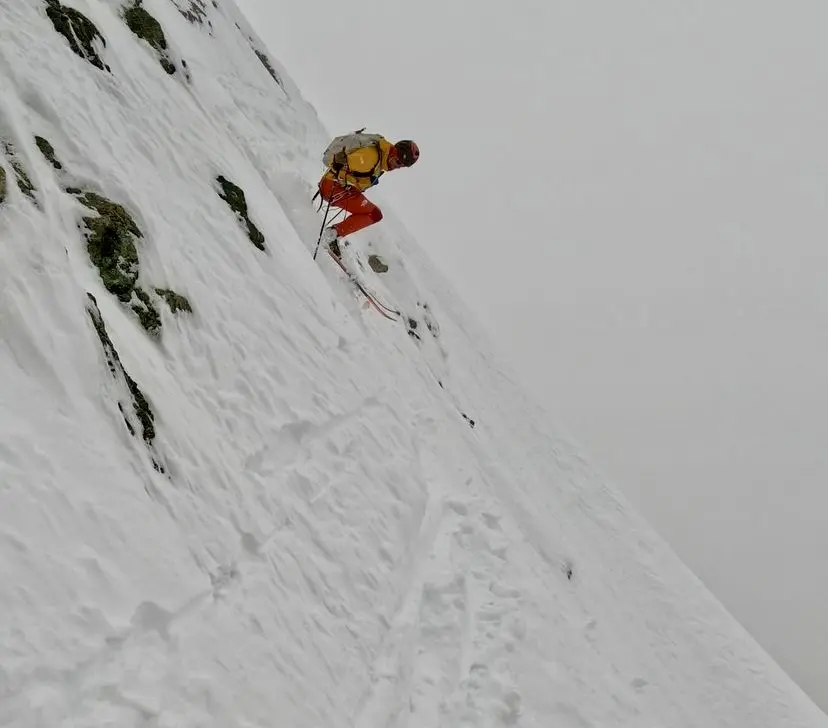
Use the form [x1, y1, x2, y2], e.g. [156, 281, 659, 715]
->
[317, 131, 419, 258]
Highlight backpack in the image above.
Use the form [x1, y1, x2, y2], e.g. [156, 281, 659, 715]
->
[322, 130, 384, 172]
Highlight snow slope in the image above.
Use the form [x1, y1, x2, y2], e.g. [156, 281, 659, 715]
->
[0, 1, 825, 726]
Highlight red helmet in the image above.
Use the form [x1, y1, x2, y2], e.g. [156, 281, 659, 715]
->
[394, 140, 419, 167]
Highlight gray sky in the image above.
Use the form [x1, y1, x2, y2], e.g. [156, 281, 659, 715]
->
[237, 0, 828, 710]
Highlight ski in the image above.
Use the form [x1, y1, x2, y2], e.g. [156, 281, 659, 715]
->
[326, 250, 400, 321]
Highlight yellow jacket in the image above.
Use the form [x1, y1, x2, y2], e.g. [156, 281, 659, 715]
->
[323, 136, 393, 191]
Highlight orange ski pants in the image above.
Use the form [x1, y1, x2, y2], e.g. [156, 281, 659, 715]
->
[318, 178, 383, 238]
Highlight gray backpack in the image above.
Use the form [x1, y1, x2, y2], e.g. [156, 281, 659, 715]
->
[322, 130, 384, 169]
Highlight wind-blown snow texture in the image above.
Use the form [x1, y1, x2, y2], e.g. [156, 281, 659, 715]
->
[0, 1, 825, 726]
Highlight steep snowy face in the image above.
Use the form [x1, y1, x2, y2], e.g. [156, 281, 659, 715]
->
[0, 1, 825, 727]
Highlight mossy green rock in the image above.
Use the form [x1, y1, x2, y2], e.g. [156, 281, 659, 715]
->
[12, 160, 36, 200]
[124, 3, 167, 51]
[77, 192, 142, 301]
[3, 141, 37, 202]
[35, 136, 62, 170]
[45, 0, 110, 72]
[217, 175, 248, 216]
[368, 254, 388, 274]
[216, 175, 265, 251]
[131, 287, 162, 335]
[156, 288, 193, 314]
[255, 50, 282, 87]
[123, 2, 176, 74]
[87, 293, 156, 445]
[178, 0, 207, 25]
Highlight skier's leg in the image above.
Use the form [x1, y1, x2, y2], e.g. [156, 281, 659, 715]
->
[333, 192, 383, 237]
[317, 178, 353, 257]
[319, 177, 344, 203]
[318, 179, 382, 243]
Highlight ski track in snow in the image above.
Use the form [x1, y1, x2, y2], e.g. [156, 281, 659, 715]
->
[0, 0, 827, 727]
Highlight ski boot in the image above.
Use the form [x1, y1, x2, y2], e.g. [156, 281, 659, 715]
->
[320, 227, 342, 259]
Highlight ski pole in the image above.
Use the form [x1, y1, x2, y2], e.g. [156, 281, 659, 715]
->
[313, 191, 333, 260]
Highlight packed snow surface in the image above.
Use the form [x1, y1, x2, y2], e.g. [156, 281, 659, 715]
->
[0, 1, 826, 726]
